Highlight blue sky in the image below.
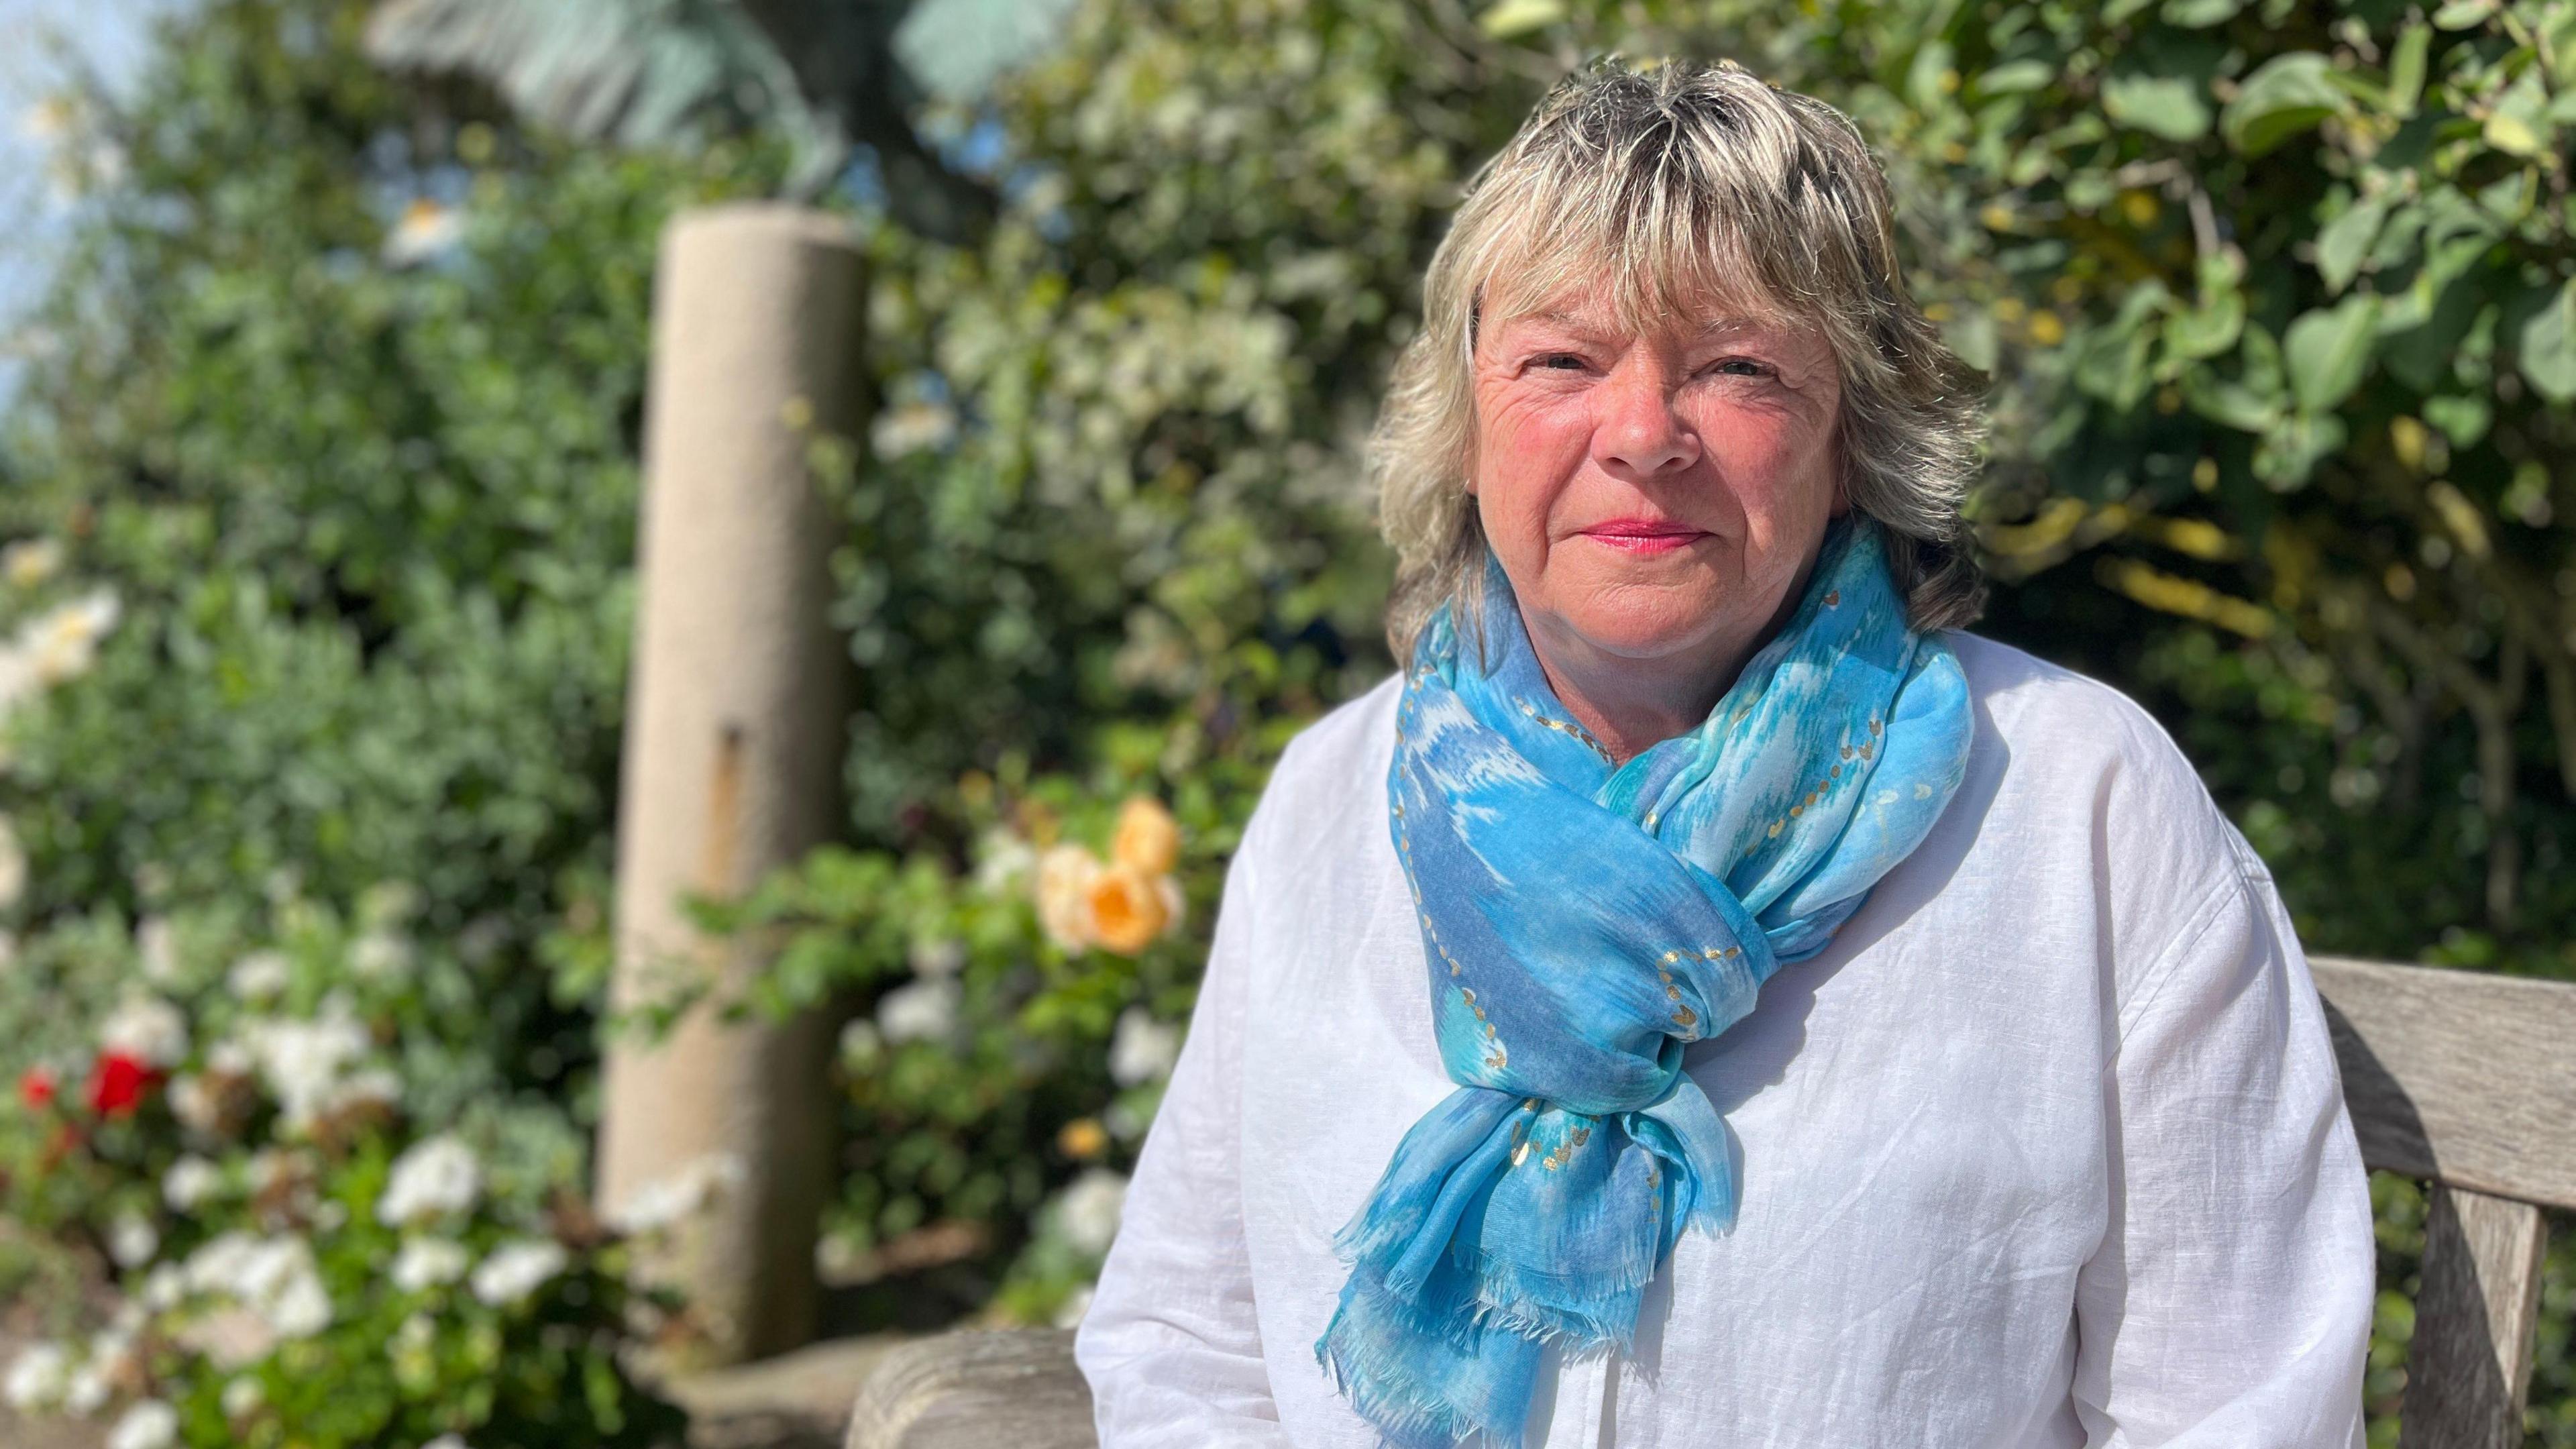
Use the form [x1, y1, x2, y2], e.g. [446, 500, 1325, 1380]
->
[0, 0, 186, 398]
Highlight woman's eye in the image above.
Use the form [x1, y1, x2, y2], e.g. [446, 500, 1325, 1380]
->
[1703, 358, 1773, 378]
[1533, 352, 1589, 371]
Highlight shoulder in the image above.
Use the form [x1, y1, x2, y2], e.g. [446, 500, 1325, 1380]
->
[1947, 631, 2252, 863]
[1240, 671, 1404, 870]
[1941, 631, 2279, 989]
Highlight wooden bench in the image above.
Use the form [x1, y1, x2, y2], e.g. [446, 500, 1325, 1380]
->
[846, 956, 2576, 1449]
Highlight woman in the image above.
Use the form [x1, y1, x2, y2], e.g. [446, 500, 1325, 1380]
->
[1075, 57, 2372, 1448]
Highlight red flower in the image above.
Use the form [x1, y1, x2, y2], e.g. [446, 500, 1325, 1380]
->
[86, 1052, 156, 1118]
[17, 1068, 56, 1110]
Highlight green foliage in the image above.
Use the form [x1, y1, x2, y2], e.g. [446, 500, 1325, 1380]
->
[0, 0, 785, 1097]
[0, 886, 686, 1447]
[7, 0, 2575, 1435]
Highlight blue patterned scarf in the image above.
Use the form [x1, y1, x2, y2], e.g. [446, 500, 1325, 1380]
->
[1315, 517, 1974, 1447]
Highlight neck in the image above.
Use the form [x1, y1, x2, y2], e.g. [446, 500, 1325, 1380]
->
[1518, 564, 1819, 768]
[1523, 619, 1743, 766]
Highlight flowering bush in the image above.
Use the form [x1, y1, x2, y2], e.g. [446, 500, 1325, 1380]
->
[708, 749, 1279, 1328]
[0, 889, 694, 1448]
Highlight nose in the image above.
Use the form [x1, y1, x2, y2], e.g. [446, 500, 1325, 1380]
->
[1589, 356, 1701, 480]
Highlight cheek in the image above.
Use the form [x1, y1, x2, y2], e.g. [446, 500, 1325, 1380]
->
[1468, 390, 1587, 518]
[1693, 401, 1840, 529]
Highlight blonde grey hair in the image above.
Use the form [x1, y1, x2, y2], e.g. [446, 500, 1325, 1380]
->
[1375, 56, 1989, 665]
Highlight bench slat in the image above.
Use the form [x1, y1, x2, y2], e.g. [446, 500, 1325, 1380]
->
[2395, 1185, 2549, 1449]
[845, 1328, 1093, 1449]
[2312, 957, 2576, 1212]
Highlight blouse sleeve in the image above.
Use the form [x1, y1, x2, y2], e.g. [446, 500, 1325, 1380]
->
[2070, 846, 2375, 1446]
[1073, 801, 1293, 1447]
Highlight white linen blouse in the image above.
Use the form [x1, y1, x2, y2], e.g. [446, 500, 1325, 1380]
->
[1074, 632, 2375, 1448]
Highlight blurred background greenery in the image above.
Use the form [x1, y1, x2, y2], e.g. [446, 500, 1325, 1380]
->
[0, 0, 2570, 1443]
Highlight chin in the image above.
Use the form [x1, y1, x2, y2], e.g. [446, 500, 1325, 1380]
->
[1560, 596, 1730, 661]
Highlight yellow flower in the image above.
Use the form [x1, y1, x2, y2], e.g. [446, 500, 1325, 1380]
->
[2, 539, 62, 590]
[1057, 1118, 1109, 1159]
[2027, 310, 2066, 347]
[1035, 845, 1103, 951]
[1087, 865, 1171, 955]
[1111, 796, 1181, 875]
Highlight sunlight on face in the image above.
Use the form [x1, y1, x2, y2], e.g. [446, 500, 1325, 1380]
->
[1467, 282, 1845, 683]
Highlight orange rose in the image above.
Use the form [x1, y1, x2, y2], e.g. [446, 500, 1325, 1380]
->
[1056, 1117, 1110, 1159]
[1111, 796, 1181, 875]
[1087, 865, 1172, 954]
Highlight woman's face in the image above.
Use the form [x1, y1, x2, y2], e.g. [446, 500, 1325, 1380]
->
[1468, 282, 1845, 678]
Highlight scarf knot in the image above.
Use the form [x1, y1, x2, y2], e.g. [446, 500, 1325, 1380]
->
[1316, 517, 1974, 1448]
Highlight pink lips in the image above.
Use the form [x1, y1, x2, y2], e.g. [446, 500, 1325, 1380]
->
[1578, 519, 1709, 555]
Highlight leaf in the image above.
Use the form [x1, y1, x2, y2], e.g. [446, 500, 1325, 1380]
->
[2483, 71, 2552, 157]
[2159, 0, 2245, 26]
[2182, 369, 2282, 431]
[2431, 0, 2498, 29]
[2516, 278, 2576, 403]
[1477, 0, 1564, 38]
[2163, 284, 2245, 361]
[2314, 192, 2391, 293]
[1978, 59, 2061, 97]
[2422, 394, 2493, 448]
[2389, 21, 2430, 115]
[2282, 294, 2381, 411]
[2102, 74, 2212, 141]
[2220, 53, 2348, 157]
[1940, 309, 2000, 374]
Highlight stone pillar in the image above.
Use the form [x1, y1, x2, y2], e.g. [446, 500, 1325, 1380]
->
[597, 203, 865, 1367]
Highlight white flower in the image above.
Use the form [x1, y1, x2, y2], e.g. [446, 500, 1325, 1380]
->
[470, 1239, 568, 1307]
[1054, 1168, 1128, 1256]
[1, 536, 63, 588]
[869, 400, 958, 459]
[908, 938, 967, 977]
[136, 917, 179, 985]
[349, 930, 413, 981]
[179, 1232, 331, 1346]
[105, 1398, 179, 1449]
[1033, 844, 1102, 952]
[244, 1003, 374, 1128]
[28, 588, 120, 684]
[140, 1265, 184, 1311]
[356, 880, 422, 926]
[973, 830, 1038, 894]
[423, 1437, 470, 1449]
[219, 1377, 263, 1417]
[109, 1212, 159, 1269]
[875, 978, 959, 1044]
[1108, 1007, 1182, 1087]
[164, 1155, 222, 1211]
[390, 1236, 470, 1293]
[4, 1340, 69, 1409]
[100, 992, 189, 1068]
[321, 1067, 400, 1119]
[264, 1269, 331, 1339]
[382, 198, 464, 266]
[1053, 1284, 1094, 1328]
[227, 950, 290, 1000]
[837, 1018, 881, 1066]
[63, 1362, 109, 1416]
[168, 1075, 221, 1135]
[604, 1153, 743, 1236]
[378, 1134, 482, 1226]
[0, 815, 24, 910]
